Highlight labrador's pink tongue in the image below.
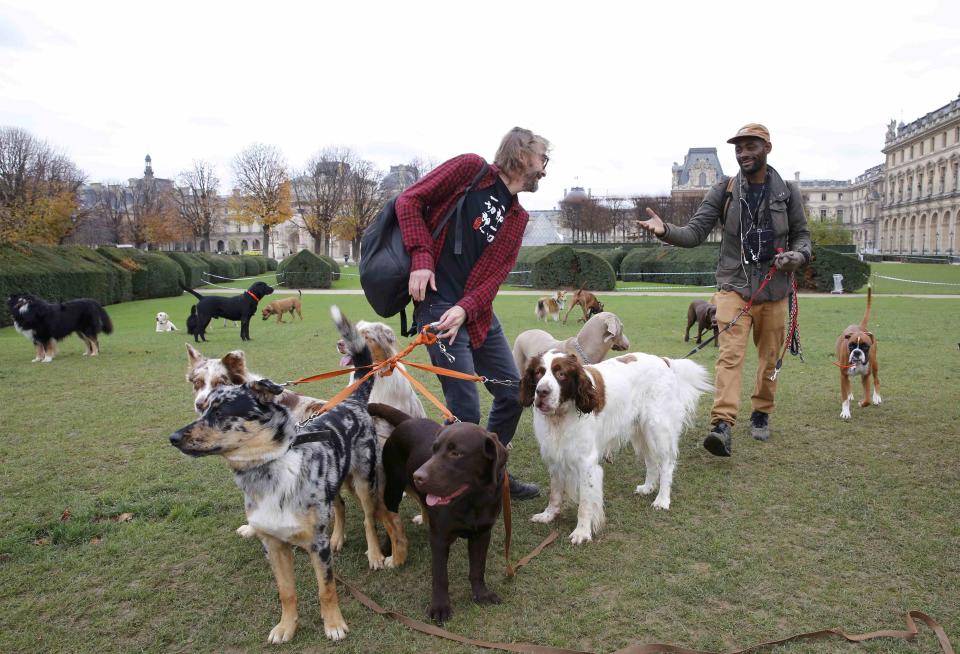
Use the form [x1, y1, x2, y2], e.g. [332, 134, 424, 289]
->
[340, 355, 352, 368]
[426, 494, 442, 507]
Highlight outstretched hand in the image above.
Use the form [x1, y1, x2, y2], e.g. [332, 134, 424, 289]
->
[774, 251, 805, 272]
[637, 208, 666, 237]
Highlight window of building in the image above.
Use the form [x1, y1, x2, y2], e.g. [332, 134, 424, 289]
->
[698, 172, 706, 186]
[940, 168, 946, 194]
[910, 145, 914, 159]
[918, 173, 923, 195]
[820, 209, 827, 219]
[943, 132, 947, 148]
[821, 193, 826, 201]
[956, 127, 960, 144]
[838, 192, 843, 201]
[919, 141, 924, 155]
[837, 208, 844, 223]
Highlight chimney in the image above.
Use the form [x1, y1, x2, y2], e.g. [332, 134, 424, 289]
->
[795, 171, 800, 182]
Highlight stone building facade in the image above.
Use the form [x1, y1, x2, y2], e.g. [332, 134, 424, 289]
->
[878, 94, 960, 255]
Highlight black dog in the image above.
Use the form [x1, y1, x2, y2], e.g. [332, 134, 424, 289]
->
[685, 300, 718, 347]
[369, 403, 507, 625]
[7, 293, 113, 362]
[180, 281, 273, 342]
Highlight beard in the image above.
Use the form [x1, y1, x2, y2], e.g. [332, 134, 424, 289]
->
[522, 171, 544, 193]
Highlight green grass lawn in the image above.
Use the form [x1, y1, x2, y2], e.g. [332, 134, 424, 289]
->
[1, 290, 957, 653]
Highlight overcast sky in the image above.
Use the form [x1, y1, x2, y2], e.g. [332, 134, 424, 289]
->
[2, 0, 959, 210]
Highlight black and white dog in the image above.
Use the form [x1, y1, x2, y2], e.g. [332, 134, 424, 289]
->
[7, 293, 113, 362]
[179, 280, 273, 342]
[169, 306, 401, 643]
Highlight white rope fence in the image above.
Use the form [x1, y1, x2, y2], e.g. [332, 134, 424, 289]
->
[872, 274, 960, 286]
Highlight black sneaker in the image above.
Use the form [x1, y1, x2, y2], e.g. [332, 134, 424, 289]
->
[750, 411, 770, 441]
[703, 421, 732, 457]
[508, 474, 541, 501]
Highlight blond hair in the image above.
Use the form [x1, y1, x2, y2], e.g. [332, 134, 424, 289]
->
[494, 127, 551, 178]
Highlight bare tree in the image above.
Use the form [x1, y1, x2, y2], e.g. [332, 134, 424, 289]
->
[175, 161, 221, 251]
[231, 143, 292, 258]
[406, 155, 437, 181]
[90, 182, 131, 243]
[332, 158, 385, 259]
[0, 126, 86, 243]
[292, 147, 352, 255]
[126, 177, 176, 248]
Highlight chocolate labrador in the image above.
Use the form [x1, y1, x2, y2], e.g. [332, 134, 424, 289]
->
[368, 403, 507, 624]
[685, 300, 718, 347]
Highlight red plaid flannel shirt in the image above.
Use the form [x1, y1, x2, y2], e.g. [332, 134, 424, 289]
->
[396, 153, 528, 348]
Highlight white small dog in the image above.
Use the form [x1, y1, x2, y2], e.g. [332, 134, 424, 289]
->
[155, 311, 178, 332]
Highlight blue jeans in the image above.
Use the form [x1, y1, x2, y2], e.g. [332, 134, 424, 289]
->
[415, 301, 522, 446]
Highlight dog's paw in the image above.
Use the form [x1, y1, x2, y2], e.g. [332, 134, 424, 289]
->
[41, 356, 52, 363]
[569, 528, 593, 545]
[323, 619, 349, 642]
[651, 496, 671, 511]
[384, 555, 399, 569]
[31, 357, 42, 362]
[81, 351, 89, 356]
[330, 532, 346, 552]
[840, 401, 851, 420]
[367, 552, 385, 570]
[411, 514, 424, 525]
[872, 392, 882, 405]
[473, 589, 502, 605]
[428, 602, 453, 625]
[267, 620, 298, 644]
[236, 524, 256, 538]
[530, 510, 557, 524]
[634, 483, 656, 496]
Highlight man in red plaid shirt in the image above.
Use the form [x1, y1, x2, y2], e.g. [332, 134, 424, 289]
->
[396, 127, 550, 500]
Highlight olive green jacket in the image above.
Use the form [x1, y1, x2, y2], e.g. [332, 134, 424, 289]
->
[659, 165, 811, 303]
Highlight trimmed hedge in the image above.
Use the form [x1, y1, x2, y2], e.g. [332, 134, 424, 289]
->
[97, 247, 184, 300]
[242, 256, 261, 277]
[266, 257, 279, 271]
[164, 252, 208, 288]
[0, 243, 132, 327]
[197, 254, 245, 281]
[276, 249, 331, 289]
[620, 245, 719, 286]
[317, 254, 341, 281]
[519, 245, 616, 291]
[804, 245, 870, 293]
[591, 247, 630, 275]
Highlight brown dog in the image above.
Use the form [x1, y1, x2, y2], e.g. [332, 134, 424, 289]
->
[836, 287, 881, 419]
[535, 290, 566, 322]
[369, 403, 507, 625]
[262, 289, 303, 323]
[562, 288, 604, 324]
[685, 300, 718, 347]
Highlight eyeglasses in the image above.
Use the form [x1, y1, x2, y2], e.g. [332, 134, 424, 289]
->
[540, 153, 550, 169]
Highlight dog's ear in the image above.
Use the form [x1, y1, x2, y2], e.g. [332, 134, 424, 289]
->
[573, 363, 599, 414]
[483, 433, 508, 486]
[866, 331, 875, 342]
[222, 351, 248, 383]
[602, 314, 621, 342]
[247, 378, 284, 399]
[518, 356, 542, 407]
[186, 343, 204, 366]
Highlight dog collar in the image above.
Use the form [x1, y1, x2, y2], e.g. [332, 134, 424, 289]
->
[291, 429, 332, 448]
[246, 290, 260, 302]
[573, 338, 592, 364]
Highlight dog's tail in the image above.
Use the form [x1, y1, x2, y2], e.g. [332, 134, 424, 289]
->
[664, 358, 714, 431]
[535, 299, 545, 317]
[859, 286, 872, 331]
[178, 280, 204, 301]
[331, 305, 375, 403]
[297, 289, 302, 298]
[97, 305, 113, 335]
[186, 305, 198, 335]
[368, 403, 412, 427]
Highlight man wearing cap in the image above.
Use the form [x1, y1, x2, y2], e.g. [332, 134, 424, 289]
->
[637, 123, 811, 457]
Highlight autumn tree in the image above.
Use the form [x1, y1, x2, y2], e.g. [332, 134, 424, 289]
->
[174, 161, 221, 251]
[231, 143, 292, 257]
[332, 158, 385, 259]
[125, 177, 180, 247]
[293, 147, 352, 255]
[0, 127, 87, 244]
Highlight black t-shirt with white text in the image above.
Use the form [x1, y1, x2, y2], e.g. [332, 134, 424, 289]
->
[429, 176, 514, 304]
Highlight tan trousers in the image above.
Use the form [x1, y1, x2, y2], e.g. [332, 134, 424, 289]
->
[711, 290, 787, 427]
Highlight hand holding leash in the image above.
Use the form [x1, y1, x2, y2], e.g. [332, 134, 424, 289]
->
[431, 305, 466, 344]
[774, 250, 805, 272]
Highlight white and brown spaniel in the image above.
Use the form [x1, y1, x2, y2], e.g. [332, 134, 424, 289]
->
[520, 349, 712, 544]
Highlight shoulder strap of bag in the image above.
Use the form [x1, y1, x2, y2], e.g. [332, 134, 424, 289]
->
[429, 164, 491, 255]
[719, 175, 736, 226]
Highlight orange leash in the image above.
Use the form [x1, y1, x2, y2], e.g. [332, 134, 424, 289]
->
[286, 326, 496, 423]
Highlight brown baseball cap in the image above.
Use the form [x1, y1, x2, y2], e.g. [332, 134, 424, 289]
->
[727, 123, 771, 144]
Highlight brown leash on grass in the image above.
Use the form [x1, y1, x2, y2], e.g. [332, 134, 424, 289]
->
[610, 610, 954, 654]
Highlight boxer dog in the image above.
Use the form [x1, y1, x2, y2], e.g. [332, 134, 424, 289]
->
[836, 287, 881, 420]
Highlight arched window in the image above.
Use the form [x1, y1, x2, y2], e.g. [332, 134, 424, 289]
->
[241, 240, 249, 252]
[253, 239, 261, 250]
[698, 172, 707, 186]
[217, 240, 225, 253]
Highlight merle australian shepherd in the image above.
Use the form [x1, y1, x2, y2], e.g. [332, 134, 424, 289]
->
[7, 293, 113, 362]
[169, 306, 403, 643]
